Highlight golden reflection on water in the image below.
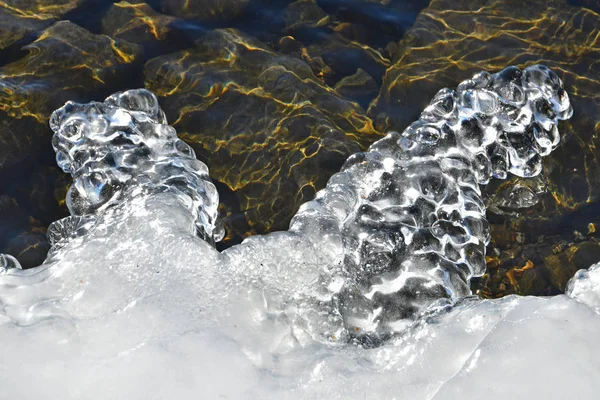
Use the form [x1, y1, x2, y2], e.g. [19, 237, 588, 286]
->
[144, 28, 380, 239]
[105, 2, 175, 42]
[0, 0, 599, 297]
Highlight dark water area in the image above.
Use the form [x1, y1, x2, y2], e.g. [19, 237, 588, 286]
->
[0, 0, 599, 298]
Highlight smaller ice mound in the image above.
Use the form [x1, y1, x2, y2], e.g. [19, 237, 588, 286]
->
[292, 65, 572, 339]
[49, 89, 224, 248]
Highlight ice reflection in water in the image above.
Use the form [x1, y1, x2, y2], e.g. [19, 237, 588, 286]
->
[1, 65, 599, 399]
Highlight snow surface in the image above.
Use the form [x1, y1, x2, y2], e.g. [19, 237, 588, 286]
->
[1, 192, 600, 399]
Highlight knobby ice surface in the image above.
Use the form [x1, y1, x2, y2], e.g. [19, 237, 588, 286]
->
[1, 65, 600, 399]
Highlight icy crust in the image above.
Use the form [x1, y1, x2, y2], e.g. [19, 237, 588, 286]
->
[49, 89, 224, 245]
[291, 65, 572, 337]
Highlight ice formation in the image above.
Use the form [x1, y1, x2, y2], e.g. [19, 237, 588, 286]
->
[291, 64, 573, 339]
[48, 89, 223, 248]
[1, 65, 599, 399]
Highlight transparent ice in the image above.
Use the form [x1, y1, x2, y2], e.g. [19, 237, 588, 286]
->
[1, 65, 599, 399]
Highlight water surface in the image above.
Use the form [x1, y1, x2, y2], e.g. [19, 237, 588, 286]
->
[0, 0, 599, 297]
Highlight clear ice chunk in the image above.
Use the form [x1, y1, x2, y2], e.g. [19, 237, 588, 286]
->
[5, 64, 574, 341]
[49, 89, 223, 243]
[291, 64, 572, 338]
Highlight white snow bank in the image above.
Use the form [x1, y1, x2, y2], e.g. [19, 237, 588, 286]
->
[1, 193, 599, 400]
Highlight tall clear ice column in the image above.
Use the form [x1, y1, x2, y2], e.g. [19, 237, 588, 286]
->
[290, 65, 573, 339]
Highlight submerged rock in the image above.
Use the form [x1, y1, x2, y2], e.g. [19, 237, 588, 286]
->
[0, 0, 598, 303]
[334, 68, 379, 109]
[144, 28, 378, 243]
[0, 7, 52, 52]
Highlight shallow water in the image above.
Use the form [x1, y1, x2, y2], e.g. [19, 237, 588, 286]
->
[1, 0, 600, 299]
